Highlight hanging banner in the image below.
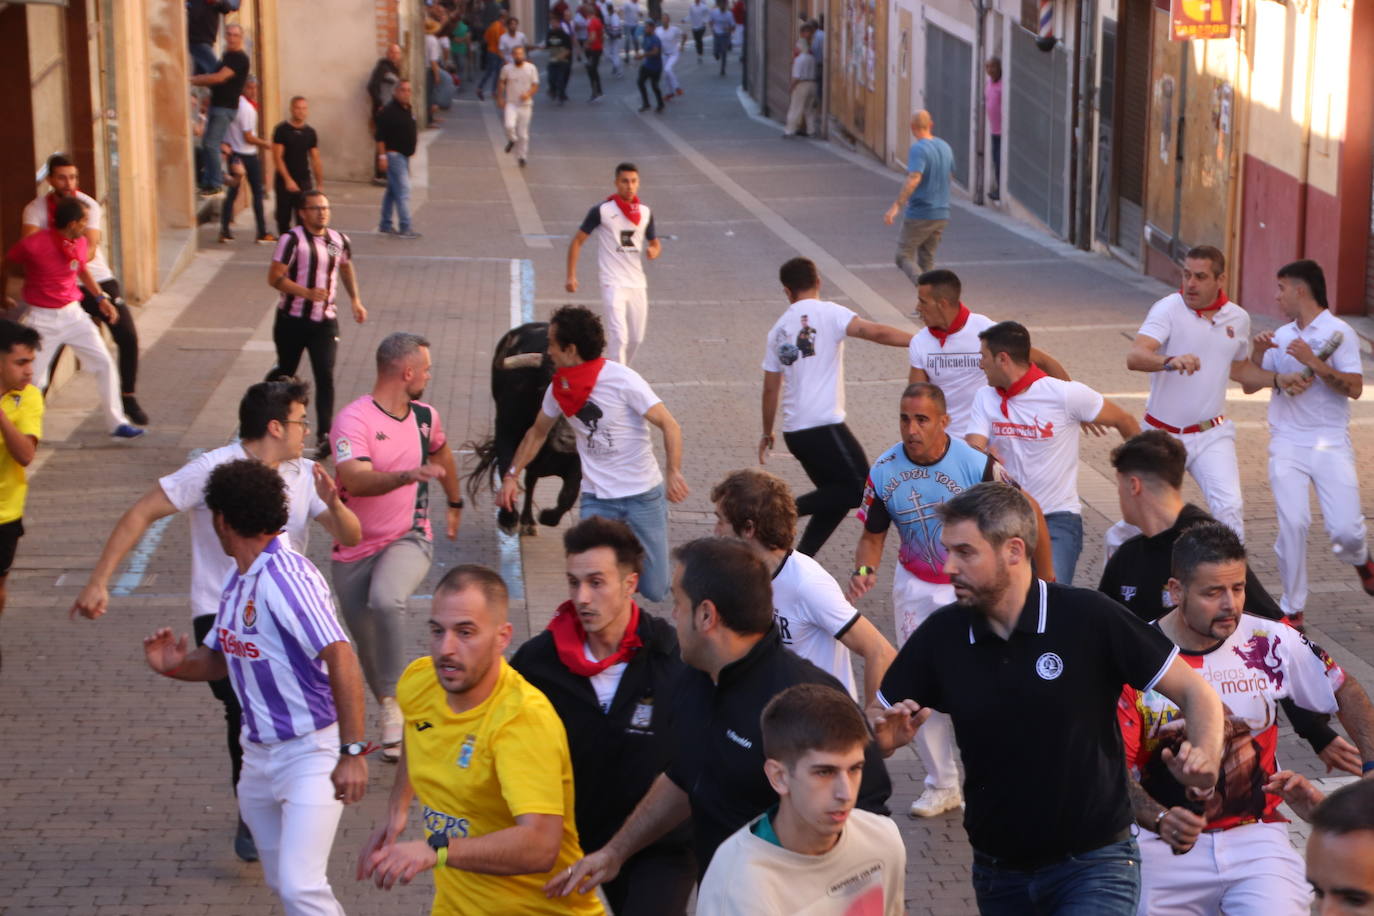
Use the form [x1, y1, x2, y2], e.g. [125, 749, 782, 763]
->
[1170, 0, 1236, 40]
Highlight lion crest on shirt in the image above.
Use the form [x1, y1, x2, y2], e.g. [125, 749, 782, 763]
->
[243, 598, 257, 629]
[1233, 631, 1284, 691]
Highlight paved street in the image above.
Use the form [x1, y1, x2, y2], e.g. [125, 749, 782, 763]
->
[2, 16, 1372, 913]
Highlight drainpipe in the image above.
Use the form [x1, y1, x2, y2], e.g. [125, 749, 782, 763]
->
[1072, 0, 1096, 249]
[971, 0, 987, 205]
[1293, 0, 1318, 257]
[100, 0, 122, 286]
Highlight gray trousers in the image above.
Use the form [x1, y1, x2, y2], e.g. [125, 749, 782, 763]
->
[331, 533, 433, 701]
[895, 217, 948, 284]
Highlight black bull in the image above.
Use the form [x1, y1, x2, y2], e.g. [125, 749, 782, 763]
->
[463, 322, 582, 534]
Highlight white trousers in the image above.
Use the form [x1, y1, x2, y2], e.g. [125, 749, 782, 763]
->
[893, 566, 959, 789]
[1171, 420, 1244, 541]
[607, 37, 624, 74]
[502, 103, 532, 160]
[1137, 821, 1310, 916]
[238, 723, 346, 916]
[663, 52, 681, 93]
[784, 80, 817, 135]
[1270, 436, 1369, 615]
[600, 285, 648, 365]
[25, 301, 128, 431]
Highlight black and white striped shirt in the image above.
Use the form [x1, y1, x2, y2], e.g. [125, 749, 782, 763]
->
[271, 226, 351, 322]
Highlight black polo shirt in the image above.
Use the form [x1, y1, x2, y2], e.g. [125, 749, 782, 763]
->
[878, 579, 1176, 864]
[374, 100, 418, 157]
[1098, 503, 1282, 622]
[666, 626, 892, 874]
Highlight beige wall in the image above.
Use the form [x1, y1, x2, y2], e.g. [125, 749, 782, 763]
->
[112, 0, 160, 300]
[28, 5, 71, 173]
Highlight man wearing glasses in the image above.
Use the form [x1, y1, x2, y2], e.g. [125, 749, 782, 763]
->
[267, 190, 367, 456]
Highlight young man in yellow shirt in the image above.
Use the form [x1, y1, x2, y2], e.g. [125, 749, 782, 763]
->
[0, 320, 42, 670]
[356, 564, 605, 915]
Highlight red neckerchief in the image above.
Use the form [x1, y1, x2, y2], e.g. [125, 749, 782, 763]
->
[995, 365, 1047, 418]
[547, 599, 643, 676]
[609, 193, 641, 226]
[1184, 288, 1228, 317]
[928, 302, 970, 348]
[551, 357, 606, 416]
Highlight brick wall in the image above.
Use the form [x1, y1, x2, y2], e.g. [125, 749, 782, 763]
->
[375, 0, 398, 55]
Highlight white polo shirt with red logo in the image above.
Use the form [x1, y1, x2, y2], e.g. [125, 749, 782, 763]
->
[968, 377, 1103, 516]
[1137, 293, 1249, 429]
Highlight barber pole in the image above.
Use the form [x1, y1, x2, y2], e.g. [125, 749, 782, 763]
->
[1036, 0, 1056, 50]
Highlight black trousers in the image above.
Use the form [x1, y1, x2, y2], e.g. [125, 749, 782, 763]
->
[549, 61, 571, 101]
[602, 845, 696, 915]
[267, 310, 339, 439]
[637, 67, 662, 108]
[782, 422, 869, 556]
[194, 613, 243, 793]
[585, 49, 603, 96]
[273, 175, 311, 236]
[692, 27, 705, 56]
[78, 278, 139, 394]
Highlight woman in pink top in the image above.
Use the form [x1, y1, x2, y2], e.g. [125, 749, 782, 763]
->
[985, 57, 1003, 201]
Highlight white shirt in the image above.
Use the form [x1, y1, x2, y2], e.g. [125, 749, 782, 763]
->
[498, 30, 528, 62]
[621, 1, 641, 25]
[159, 443, 329, 619]
[22, 191, 114, 284]
[225, 96, 259, 156]
[540, 360, 664, 499]
[660, 25, 683, 55]
[968, 376, 1104, 516]
[907, 310, 996, 438]
[1138, 292, 1250, 427]
[791, 50, 816, 80]
[708, 7, 734, 32]
[579, 198, 655, 290]
[583, 641, 628, 712]
[771, 551, 859, 699]
[500, 60, 540, 104]
[698, 808, 906, 916]
[761, 298, 856, 433]
[425, 33, 443, 64]
[1261, 309, 1362, 447]
[687, 2, 710, 29]
[204, 538, 348, 745]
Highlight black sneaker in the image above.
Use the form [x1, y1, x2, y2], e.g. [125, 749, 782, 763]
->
[122, 396, 149, 426]
[518, 158, 526, 168]
[505, 140, 515, 153]
[217, 230, 234, 243]
[234, 817, 258, 863]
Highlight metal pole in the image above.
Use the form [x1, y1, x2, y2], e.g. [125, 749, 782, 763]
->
[971, 0, 986, 205]
[1073, 0, 1096, 249]
[100, 0, 123, 287]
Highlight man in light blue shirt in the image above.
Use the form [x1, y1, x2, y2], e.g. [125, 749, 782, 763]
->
[884, 110, 955, 285]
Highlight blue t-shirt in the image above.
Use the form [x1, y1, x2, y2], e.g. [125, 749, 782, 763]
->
[904, 137, 954, 220]
[642, 34, 663, 71]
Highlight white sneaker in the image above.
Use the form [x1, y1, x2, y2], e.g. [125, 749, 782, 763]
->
[380, 696, 402, 762]
[909, 785, 963, 818]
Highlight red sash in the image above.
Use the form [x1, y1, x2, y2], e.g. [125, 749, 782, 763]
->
[551, 358, 606, 417]
[547, 599, 643, 676]
[1185, 288, 1228, 317]
[609, 193, 641, 226]
[929, 303, 970, 347]
[995, 365, 1047, 418]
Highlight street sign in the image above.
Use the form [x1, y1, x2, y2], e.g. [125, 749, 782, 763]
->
[1170, 0, 1236, 40]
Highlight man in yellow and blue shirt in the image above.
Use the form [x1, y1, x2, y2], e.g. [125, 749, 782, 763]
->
[0, 320, 42, 671]
[357, 563, 604, 916]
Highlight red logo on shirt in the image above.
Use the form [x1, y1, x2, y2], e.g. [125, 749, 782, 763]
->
[991, 418, 1055, 440]
[218, 627, 261, 659]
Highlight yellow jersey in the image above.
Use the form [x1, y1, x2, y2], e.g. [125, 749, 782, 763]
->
[0, 385, 43, 524]
[398, 656, 607, 916]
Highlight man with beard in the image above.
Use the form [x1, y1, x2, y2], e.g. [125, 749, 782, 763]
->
[1119, 523, 1374, 915]
[873, 482, 1223, 914]
[330, 333, 463, 764]
[357, 566, 605, 915]
[511, 517, 695, 914]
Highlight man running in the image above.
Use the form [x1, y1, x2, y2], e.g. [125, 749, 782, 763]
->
[143, 459, 368, 914]
[500, 306, 687, 602]
[687, 0, 709, 61]
[72, 379, 361, 860]
[566, 163, 662, 365]
[330, 333, 463, 764]
[356, 566, 605, 915]
[636, 20, 665, 112]
[0, 321, 41, 671]
[884, 111, 954, 282]
[2, 196, 142, 439]
[759, 256, 911, 556]
[659, 14, 684, 98]
[218, 76, 274, 246]
[1247, 259, 1374, 627]
[851, 382, 1052, 818]
[497, 45, 539, 167]
[708, 0, 734, 75]
[21, 153, 148, 425]
[266, 189, 366, 456]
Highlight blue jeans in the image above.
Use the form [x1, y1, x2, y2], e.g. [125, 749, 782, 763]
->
[972, 838, 1141, 915]
[189, 42, 220, 76]
[478, 50, 503, 91]
[379, 152, 412, 233]
[1044, 511, 1084, 587]
[580, 484, 669, 603]
[222, 153, 267, 237]
[200, 105, 236, 189]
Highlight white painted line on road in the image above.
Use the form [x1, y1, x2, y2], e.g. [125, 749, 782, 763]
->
[480, 101, 552, 249]
[628, 100, 912, 329]
[509, 259, 536, 326]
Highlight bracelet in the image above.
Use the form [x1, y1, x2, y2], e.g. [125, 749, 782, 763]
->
[1362, 761, 1374, 774]
[1153, 808, 1169, 833]
[504, 468, 519, 480]
[434, 845, 448, 869]
[448, 499, 464, 509]
[853, 566, 875, 578]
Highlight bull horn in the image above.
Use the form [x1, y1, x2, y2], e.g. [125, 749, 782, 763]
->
[501, 353, 545, 370]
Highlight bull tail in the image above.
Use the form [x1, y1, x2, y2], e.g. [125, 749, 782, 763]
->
[462, 436, 502, 501]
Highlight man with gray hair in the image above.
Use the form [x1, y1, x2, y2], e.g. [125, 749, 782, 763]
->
[872, 482, 1224, 914]
[330, 332, 463, 763]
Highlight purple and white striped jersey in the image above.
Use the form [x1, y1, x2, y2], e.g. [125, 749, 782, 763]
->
[271, 225, 352, 322]
[204, 538, 348, 744]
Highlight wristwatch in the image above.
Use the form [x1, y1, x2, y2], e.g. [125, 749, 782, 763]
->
[340, 741, 368, 757]
[427, 831, 450, 869]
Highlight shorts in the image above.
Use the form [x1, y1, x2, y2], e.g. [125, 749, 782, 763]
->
[0, 519, 24, 576]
